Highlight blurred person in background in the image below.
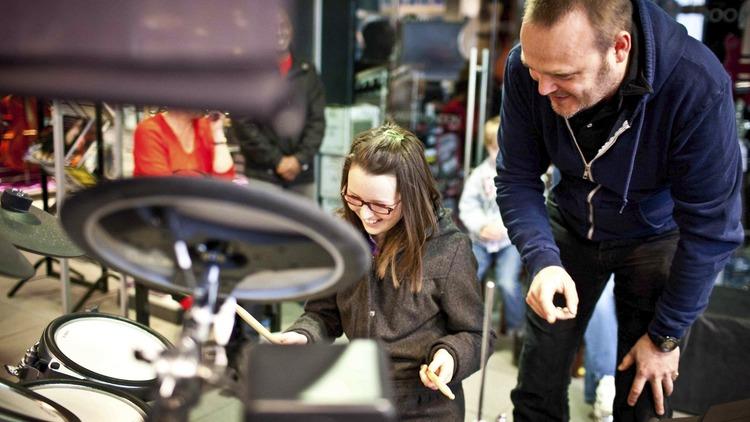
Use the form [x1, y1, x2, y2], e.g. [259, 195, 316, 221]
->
[230, 9, 325, 200]
[459, 116, 525, 339]
[133, 108, 234, 179]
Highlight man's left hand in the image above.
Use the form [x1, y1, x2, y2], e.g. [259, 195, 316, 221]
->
[617, 333, 680, 416]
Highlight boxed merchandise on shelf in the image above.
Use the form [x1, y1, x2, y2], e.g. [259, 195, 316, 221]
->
[318, 154, 346, 198]
[319, 104, 381, 155]
[320, 196, 343, 215]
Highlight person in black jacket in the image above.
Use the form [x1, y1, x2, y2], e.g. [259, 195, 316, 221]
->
[225, 10, 326, 364]
[231, 9, 325, 199]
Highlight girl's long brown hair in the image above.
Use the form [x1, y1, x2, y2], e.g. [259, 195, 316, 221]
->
[340, 122, 441, 293]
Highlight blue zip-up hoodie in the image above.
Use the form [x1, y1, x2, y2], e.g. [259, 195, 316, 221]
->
[496, 0, 743, 339]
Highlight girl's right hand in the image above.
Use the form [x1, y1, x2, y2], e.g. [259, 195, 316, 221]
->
[277, 331, 308, 345]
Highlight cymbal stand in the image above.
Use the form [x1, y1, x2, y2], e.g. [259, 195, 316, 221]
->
[145, 214, 236, 422]
[8, 100, 116, 311]
[475, 281, 496, 422]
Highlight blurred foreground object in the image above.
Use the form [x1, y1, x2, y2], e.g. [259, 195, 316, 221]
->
[60, 176, 371, 302]
[0, 0, 304, 137]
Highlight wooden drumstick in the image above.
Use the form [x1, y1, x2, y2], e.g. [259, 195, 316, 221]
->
[421, 364, 455, 400]
[234, 304, 282, 345]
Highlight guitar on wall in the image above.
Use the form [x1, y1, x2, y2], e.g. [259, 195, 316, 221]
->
[0, 95, 41, 174]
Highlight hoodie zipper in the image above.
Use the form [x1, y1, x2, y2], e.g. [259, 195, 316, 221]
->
[586, 185, 602, 239]
[564, 119, 631, 239]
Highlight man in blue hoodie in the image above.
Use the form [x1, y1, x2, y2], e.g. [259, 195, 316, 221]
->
[496, 0, 743, 421]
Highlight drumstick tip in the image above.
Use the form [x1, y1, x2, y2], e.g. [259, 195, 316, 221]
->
[420, 364, 455, 400]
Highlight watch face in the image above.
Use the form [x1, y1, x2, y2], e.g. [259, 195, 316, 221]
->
[650, 333, 680, 352]
[660, 337, 679, 352]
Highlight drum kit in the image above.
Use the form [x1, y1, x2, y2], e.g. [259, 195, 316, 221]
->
[1, 176, 396, 421]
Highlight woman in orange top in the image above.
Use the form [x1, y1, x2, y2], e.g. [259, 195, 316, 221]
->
[133, 109, 235, 179]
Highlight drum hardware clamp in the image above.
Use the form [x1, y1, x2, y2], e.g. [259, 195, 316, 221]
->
[4, 342, 41, 379]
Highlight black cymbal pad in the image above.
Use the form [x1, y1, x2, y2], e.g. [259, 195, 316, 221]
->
[0, 190, 84, 258]
[0, 233, 34, 279]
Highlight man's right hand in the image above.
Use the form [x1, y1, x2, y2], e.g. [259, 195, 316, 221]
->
[526, 265, 578, 324]
[277, 331, 308, 345]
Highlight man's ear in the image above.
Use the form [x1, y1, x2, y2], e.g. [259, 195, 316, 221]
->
[613, 31, 632, 64]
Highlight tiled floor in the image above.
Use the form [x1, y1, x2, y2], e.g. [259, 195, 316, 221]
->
[0, 252, 687, 421]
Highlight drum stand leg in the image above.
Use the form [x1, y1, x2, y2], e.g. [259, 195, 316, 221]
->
[6, 257, 87, 297]
[266, 303, 282, 333]
[7, 259, 118, 311]
[134, 282, 150, 326]
[71, 267, 119, 312]
[475, 281, 496, 422]
[147, 221, 237, 422]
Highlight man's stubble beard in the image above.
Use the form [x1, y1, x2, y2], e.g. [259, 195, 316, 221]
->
[553, 58, 619, 119]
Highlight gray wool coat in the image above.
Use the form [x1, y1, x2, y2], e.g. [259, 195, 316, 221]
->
[287, 210, 494, 420]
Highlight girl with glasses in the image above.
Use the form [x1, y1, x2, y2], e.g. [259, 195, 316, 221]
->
[278, 122, 492, 421]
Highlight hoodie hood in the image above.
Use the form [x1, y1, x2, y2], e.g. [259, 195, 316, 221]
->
[617, 0, 686, 211]
[640, 0, 687, 97]
[618, 0, 695, 212]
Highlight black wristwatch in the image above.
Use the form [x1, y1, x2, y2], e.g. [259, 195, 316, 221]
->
[648, 332, 680, 352]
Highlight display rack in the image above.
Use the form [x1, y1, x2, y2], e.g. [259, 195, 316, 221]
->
[5, 100, 124, 314]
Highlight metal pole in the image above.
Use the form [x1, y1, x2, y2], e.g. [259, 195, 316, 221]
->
[313, 0, 322, 72]
[410, 71, 421, 131]
[113, 105, 124, 180]
[95, 103, 104, 178]
[52, 100, 71, 314]
[112, 105, 129, 317]
[38, 100, 53, 275]
[476, 48, 490, 166]
[476, 281, 496, 422]
[487, 0, 501, 116]
[464, 47, 478, 179]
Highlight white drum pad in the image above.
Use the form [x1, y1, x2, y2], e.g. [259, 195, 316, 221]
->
[0, 382, 70, 421]
[30, 384, 146, 422]
[54, 317, 167, 381]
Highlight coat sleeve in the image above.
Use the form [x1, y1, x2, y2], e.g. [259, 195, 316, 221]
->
[230, 117, 283, 169]
[496, 45, 561, 278]
[285, 294, 343, 344]
[458, 164, 493, 237]
[429, 235, 494, 383]
[198, 118, 236, 179]
[293, 68, 326, 167]
[655, 78, 743, 339]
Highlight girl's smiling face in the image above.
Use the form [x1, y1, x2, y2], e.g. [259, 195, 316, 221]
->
[343, 164, 402, 240]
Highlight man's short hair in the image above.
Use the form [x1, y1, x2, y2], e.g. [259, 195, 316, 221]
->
[523, 0, 633, 53]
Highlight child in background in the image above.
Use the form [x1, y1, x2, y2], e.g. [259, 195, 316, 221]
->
[459, 116, 525, 335]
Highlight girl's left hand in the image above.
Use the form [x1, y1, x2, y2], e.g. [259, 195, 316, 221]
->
[419, 348, 455, 390]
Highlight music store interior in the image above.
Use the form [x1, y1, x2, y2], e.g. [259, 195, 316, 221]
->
[0, 0, 748, 421]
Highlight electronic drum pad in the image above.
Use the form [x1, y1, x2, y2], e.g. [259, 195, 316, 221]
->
[59, 177, 371, 302]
